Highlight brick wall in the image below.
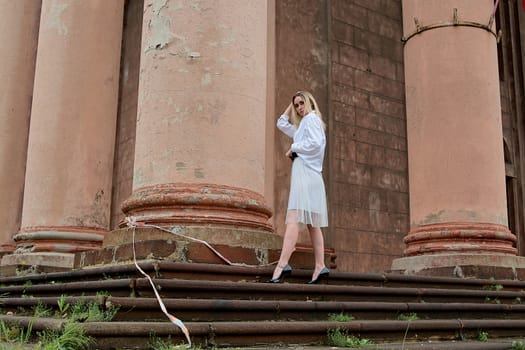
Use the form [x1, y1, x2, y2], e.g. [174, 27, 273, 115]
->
[110, 0, 143, 229]
[274, 0, 329, 241]
[328, 0, 408, 272]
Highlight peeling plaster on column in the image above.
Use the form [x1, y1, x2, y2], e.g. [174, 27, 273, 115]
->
[201, 72, 211, 86]
[133, 168, 146, 187]
[46, 3, 69, 36]
[167, 101, 191, 123]
[189, 2, 201, 11]
[417, 209, 508, 226]
[146, 0, 174, 51]
[175, 162, 186, 171]
[152, 0, 169, 15]
[194, 168, 205, 179]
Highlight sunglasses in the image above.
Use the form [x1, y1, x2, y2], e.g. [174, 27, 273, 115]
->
[294, 101, 305, 109]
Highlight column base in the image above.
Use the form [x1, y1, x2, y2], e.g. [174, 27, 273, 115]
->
[0, 252, 74, 276]
[121, 183, 273, 231]
[76, 226, 281, 267]
[404, 222, 517, 256]
[13, 227, 106, 253]
[74, 227, 337, 270]
[391, 253, 525, 279]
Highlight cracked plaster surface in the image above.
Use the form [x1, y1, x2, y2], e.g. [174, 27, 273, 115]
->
[45, 2, 69, 35]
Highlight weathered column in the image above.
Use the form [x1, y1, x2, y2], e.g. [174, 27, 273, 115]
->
[120, 0, 279, 263]
[392, 0, 525, 278]
[3, 0, 125, 270]
[0, 1, 41, 253]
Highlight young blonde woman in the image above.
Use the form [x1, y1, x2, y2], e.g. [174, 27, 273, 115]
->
[269, 91, 329, 284]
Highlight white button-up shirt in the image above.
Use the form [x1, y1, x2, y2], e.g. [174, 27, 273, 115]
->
[277, 111, 326, 173]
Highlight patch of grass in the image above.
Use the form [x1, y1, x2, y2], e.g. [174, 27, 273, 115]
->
[512, 340, 525, 350]
[484, 284, 503, 291]
[22, 281, 32, 288]
[478, 330, 489, 342]
[327, 328, 372, 347]
[484, 296, 501, 304]
[149, 335, 198, 350]
[96, 290, 111, 297]
[36, 321, 93, 350]
[0, 319, 34, 344]
[328, 312, 354, 322]
[56, 295, 70, 318]
[0, 297, 118, 349]
[70, 299, 119, 322]
[397, 312, 419, 321]
[32, 302, 52, 318]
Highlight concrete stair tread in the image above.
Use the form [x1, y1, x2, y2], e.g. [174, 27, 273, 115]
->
[5, 295, 525, 323]
[1, 262, 525, 348]
[3, 260, 525, 290]
[1, 315, 525, 348]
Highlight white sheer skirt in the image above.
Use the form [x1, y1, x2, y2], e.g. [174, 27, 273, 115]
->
[286, 157, 328, 227]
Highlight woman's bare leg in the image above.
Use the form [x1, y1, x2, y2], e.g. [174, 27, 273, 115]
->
[272, 214, 300, 280]
[307, 225, 326, 280]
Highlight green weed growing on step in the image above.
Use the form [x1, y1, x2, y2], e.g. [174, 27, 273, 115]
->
[0, 297, 113, 349]
[23, 280, 32, 288]
[36, 321, 93, 350]
[328, 312, 354, 322]
[0, 319, 34, 344]
[327, 328, 372, 347]
[56, 295, 70, 318]
[32, 302, 52, 318]
[483, 284, 503, 291]
[512, 340, 525, 350]
[397, 312, 419, 321]
[150, 335, 199, 350]
[70, 299, 119, 322]
[478, 330, 489, 342]
[484, 296, 501, 304]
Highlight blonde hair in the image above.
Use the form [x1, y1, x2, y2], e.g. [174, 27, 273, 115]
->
[290, 91, 326, 130]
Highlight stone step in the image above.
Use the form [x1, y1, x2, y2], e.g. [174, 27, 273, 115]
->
[1, 261, 525, 349]
[1, 277, 523, 303]
[1, 316, 525, 349]
[2, 261, 524, 291]
[3, 295, 525, 322]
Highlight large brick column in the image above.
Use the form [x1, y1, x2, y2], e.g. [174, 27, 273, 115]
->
[0, 1, 41, 253]
[2, 1, 125, 271]
[392, 0, 525, 278]
[120, 0, 280, 264]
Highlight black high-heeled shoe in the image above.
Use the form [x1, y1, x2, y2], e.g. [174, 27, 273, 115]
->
[267, 264, 292, 283]
[307, 267, 330, 284]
